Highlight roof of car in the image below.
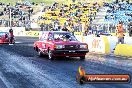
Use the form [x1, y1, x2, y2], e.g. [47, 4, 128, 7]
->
[0, 32, 8, 33]
[0, 32, 9, 36]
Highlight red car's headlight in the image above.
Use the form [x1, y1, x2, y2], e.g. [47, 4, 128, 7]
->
[55, 45, 64, 49]
[80, 45, 88, 49]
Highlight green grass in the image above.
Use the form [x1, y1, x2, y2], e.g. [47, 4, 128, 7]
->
[1, 0, 132, 6]
[0, 0, 66, 6]
[0, 0, 15, 5]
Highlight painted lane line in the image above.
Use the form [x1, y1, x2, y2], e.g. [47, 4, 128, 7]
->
[0, 72, 14, 88]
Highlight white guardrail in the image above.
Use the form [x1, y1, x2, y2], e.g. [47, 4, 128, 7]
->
[0, 28, 131, 57]
[0, 27, 25, 36]
[75, 35, 110, 54]
[75, 34, 132, 56]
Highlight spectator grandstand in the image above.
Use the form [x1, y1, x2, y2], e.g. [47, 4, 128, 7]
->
[36, 1, 102, 35]
[0, 1, 41, 30]
[0, 0, 131, 36]
[104, 1, 132, 33]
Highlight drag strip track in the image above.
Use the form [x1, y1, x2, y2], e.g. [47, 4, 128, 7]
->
[0, 37, 38, 57]
[0, 37, 132, 88]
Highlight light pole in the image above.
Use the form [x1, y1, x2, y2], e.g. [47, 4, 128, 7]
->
[9, 8, 12, 29]
[28, 7, 32, 30]
[28, 9, 30, 20]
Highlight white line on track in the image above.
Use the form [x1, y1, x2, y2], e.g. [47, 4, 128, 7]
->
[0, 72, 14, 88]
[15, 42, 22, 44]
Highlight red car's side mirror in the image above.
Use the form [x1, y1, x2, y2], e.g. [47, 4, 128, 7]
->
[5, 34, 8, 38]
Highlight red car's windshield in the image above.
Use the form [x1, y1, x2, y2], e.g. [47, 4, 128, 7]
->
[53, 33, 77, 41]
[0, 32, 8, 37]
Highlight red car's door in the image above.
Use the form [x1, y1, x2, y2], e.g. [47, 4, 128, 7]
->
[38, 32, 49, 50]
[4, 35, 9, 43]
[45, 33, 54, 50]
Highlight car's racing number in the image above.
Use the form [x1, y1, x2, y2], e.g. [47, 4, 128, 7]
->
[42, 43, 46, 48]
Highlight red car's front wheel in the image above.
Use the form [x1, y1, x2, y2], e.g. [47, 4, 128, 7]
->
[48, 50, 54, 60]
[38, 49, 43, 57]
[80, 56, 85, 60]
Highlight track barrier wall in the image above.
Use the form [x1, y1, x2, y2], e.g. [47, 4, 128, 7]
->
[1, 28, 131, 57]
[74, 32, 83, 42]
[83, 35, 110, 54]
[0, 27, 25, 36]
[0, 27, 40, 37]
[74, 32, 110, 54]
[74, 32, 132, 57]
[107, 36, 132, 52]
[25, 31, 40, 37]
[114, 44, 132, 57]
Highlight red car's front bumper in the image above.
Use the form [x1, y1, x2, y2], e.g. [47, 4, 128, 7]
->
[0, 39, 15, 44]
[0, 40, 9, 44]
[0, 40, 3, 43]
[51, 50, 89, 57]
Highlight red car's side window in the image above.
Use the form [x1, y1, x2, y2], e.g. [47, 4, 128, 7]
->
[48, 33, 53, 40]
[40, 33, 49, 41]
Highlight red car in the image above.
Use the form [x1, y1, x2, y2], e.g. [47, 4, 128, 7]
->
[34, 31, 89, 60]
[0, 32, 15, 44]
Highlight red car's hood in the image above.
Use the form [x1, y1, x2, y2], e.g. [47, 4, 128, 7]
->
[53, 41, 85, 45]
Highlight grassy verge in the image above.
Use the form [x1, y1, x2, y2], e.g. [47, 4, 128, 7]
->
[0, 0, 66, 5]
[0, 0, 132, 5]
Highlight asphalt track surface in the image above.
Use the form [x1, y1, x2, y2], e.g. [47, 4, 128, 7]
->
[0, 37, 132, 88]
